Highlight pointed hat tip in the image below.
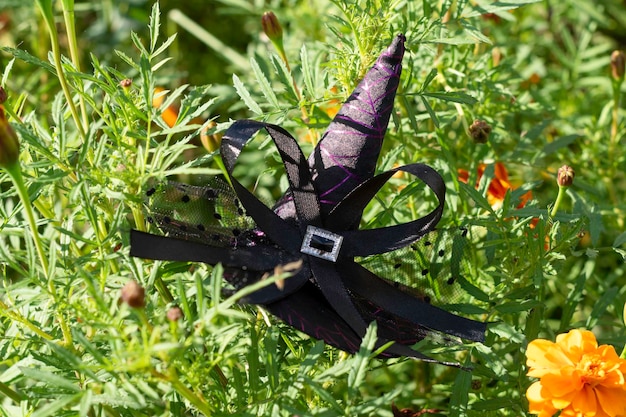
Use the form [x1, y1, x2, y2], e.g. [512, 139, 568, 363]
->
[381, 33, 406, 63]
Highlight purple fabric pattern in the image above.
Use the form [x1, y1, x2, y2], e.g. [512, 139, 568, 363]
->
[311, 34, 405, 211]
[274, 34, 405, 221]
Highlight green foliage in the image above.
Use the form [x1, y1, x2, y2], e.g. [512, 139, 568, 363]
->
[1, 0, 625, 416]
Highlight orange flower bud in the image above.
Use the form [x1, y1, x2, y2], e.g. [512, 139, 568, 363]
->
[152, 87, 179, 128]
[611, 50, 625, 81]
[120, 280, 145, 308]
[0, 105, 20, 169]
[557, 165, 575, 187]
[200, 120, 222, 153]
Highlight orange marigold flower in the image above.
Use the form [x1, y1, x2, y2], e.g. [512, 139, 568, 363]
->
[458, 162, 532, 210]
[526, 329, 626, 417]
[152, 87, 179, 128]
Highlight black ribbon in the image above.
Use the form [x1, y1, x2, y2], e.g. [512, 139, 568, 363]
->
[130, 119, 486, 365]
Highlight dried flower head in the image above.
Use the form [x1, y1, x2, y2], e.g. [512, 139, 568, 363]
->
[166, 306, 183, 322]
[0, 86, 7, 104]
[611, 50, 625, 81]
[119, 78, 132, 89]
[557, 165, 575, 187]
[469, 119, 492, 143]
[526, 329, 626, 417]
[120, 280, 145, 308]
[0, 105, 20, 169]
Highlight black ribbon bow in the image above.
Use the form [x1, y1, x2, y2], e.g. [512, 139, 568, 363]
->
[130, 34, 486, 365]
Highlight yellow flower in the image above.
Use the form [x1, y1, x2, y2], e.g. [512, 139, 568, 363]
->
[526, 329, 626, 417]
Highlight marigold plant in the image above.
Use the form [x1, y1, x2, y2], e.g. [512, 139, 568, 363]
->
[526, 329, 626, 417]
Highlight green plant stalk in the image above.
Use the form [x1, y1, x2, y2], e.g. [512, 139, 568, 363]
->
[167, 9, 248, 72]
[4, 164, 74, 346]
[0, 299, 53, 341]
[549, 185, 566, 218]
[61, 0, 90, 129]
[5, 164, 49, 278]
[35, 0, 86, 141]
[152, 370, 213, 416]
[608, 80, 622, 209]
[0, 379, 25, 403]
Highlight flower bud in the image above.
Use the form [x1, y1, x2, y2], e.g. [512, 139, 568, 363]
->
[261, 11, 283, 43]
[557, 165, 575, 187]
[0, 105, 20, 169]
[152, 87, 178, 128]
[200, 120, 222, 153]
[611, 50, 625, 81]
[469, 119, 491, 143]
[261, 11, 289, 70]
[119, 78, 132, 90]
[167, 306, 183, 322]
[0, 86, 7, 104]
[120, 280, 145, 308]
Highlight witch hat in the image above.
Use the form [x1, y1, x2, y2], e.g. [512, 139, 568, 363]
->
[130, 34, 486, 365]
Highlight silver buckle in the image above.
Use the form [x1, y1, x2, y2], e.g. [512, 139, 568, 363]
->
[300, 226, 343, 262]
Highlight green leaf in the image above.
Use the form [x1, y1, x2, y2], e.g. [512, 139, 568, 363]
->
[31, 394, 82, 417]
[586, 286, 619, 328]
[148, 2, 161, 53]
[0, 46, 55, 73]
[233, 74, 262, 115]
[449, 356, 472, 417]
[613, 231, 626, 247]
[347, 322, 377, 400]
[19, 367, 81, 393]
[420, 68, 438, 91]
[152, 34, 178, 60]
[271, 54, 299, 103]
[463, 0, 542, 18]
[250, 56, 280, 109]
[542, 134, 581, 155]
[459, 182, 495, 213]
[301, 44, 315, 99]
[423, 91, 478, 105]
[419, 95, 439, 128]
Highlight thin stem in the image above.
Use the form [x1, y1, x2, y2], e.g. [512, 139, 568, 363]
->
[0, 380, 26, 404]
[5, 164, 74, 346]
[152, 370, 213, 416]
[5, 164, 49, 278]
[608, 80, 622, 209]
[0, 299, 54, 341]
[61, 0, 90, 129]
[549, 185, 566, 218]
[36, 0, 86, 141]
[154, 277, 174, 304]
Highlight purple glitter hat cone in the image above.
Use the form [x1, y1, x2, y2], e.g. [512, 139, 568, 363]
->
[275, 34, 405, 222]
[311, 34, 405, 211]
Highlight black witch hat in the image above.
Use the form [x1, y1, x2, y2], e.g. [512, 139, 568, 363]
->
[130, 34, 486, 365]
